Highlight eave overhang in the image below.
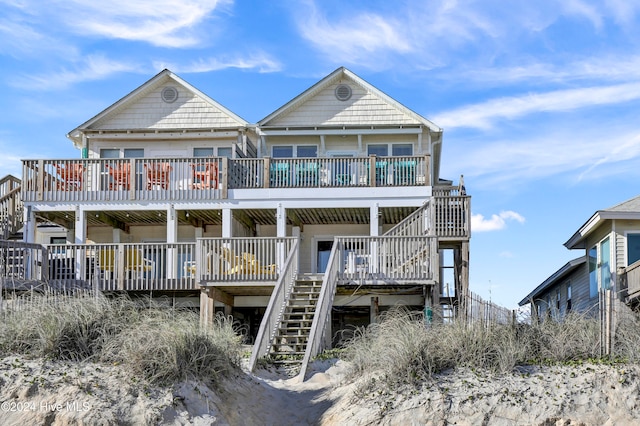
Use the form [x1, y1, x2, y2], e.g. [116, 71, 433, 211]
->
[518, 257, 586, 306]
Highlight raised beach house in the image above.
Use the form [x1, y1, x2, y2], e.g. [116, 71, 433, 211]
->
[6, 67, 470, 377]
[520, 195, 640, 320]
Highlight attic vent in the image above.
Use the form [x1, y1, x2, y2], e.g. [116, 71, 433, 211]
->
[161, 86, 179, 103]
[335, 84, 352, 101]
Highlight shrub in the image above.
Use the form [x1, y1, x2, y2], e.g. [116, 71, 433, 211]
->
[0, 292, 243, 385]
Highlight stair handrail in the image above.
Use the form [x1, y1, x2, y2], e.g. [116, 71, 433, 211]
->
[383, 201, 429, 237]
[0, 239, 49, 288]
[0, 185, 23, 239]
[248, 238, 299, 372]
[296, 238, 341, 382]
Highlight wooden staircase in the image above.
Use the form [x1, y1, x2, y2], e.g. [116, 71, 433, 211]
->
[269, 276, 322, 365]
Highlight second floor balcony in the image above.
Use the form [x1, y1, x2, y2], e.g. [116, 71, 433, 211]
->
[22, 155, 431, 203]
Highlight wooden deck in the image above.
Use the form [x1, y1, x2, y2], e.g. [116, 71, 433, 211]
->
[22, 155, 431, 203]
[1, 235, 438, 293]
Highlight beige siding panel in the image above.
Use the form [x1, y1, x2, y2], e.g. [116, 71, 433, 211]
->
[94, 87, 242, 130]
[89, 138, 237, 158]
[269, 84, 421, 127]
[324, 136, 360, 154]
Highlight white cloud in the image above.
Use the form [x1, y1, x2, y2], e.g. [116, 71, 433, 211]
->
[2, 0, 232, 49]
[472, 211, 525, 232]
[450, 55, 640, 86]
[10, 55, 141, 90]
[156, 54, 282, 74]
[433, 82, 640, 130]
[295, 1, 412, 67]
[444, 123, 640, 188]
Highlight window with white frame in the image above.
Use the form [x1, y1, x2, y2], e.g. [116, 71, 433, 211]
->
[588, 245, 597, 298]
[193, 147, 233, 158]
[99, 148, 144, 158]
[367, 143, 413, 157]
[193, 147, 214, 157]
[628, 233, 640, 265]
[567, 283, 572, 311]
[272, 145, 317, 158]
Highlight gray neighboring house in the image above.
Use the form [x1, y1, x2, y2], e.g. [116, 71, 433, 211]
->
[520, 195, 640, 318]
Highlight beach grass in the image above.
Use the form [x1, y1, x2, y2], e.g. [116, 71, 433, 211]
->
[0, 293, 243, 385]
[341, 307, 616, 385]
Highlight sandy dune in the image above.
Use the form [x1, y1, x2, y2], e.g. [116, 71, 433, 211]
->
[1, 356, 639, 425]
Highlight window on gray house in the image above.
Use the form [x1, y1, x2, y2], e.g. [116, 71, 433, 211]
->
[567, 284, 572, 311]
[628, 233, 640, 265]
[589, 246, 597, 298]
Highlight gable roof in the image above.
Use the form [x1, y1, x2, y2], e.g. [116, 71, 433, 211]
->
[564, 194, 640, 249]
[258, 67, 442, 134]
[67, 69, 249, 147]
[518, 257, 586, 306]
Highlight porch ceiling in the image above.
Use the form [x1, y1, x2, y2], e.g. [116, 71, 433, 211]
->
[37, 206, 419, 229]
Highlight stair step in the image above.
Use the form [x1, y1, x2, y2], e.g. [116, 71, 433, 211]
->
[278, 327, 312, 333]
[270, 349, 306, 355]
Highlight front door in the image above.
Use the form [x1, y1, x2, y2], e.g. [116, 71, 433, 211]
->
[317, 240, 334, 273]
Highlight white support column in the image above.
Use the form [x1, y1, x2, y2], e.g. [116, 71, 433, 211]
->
[276, 203, 286, 237]
[75, 208, 87, 281]
[276, 203, 287, 274]
[167, 205, 178, 279]
[195, 227, 204, 239]
[112, 228, 121, 243]
[259, 135, 266, 158]
[417, 132, 423, 154]
[358, 134, 363, 155]
[222, 208, 232, 238]
[23, 206, 35, 243]
[75, 207, 86, 244]
[370, 204, 379, 274]
[320, 135, 326, 156]
[370, 203, 380, 236]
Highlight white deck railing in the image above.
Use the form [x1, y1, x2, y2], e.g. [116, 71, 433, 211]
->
[433, 195, 470, 239]
[196, 237, 295, 283]
[0, 240, 47, 288]
[0, 176, 23, 239]
[46, 242, 197, 291]
[336, 236, 436, 283]
[22, 155, 430, 202]
[22, 158, 224, 203]
[384, 202, 430, 237]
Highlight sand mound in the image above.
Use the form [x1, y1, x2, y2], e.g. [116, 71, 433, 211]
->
[1, 356, 639, 425]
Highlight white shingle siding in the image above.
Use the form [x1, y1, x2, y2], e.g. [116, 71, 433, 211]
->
[94, 88, 242, 130]
[269, 84, 421, 127]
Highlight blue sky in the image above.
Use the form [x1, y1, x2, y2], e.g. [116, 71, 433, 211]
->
[2, 0, 640, 309]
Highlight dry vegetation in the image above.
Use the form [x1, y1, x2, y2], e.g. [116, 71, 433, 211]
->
[0, 293, 243, 386]
[340, 307, 635, 388]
